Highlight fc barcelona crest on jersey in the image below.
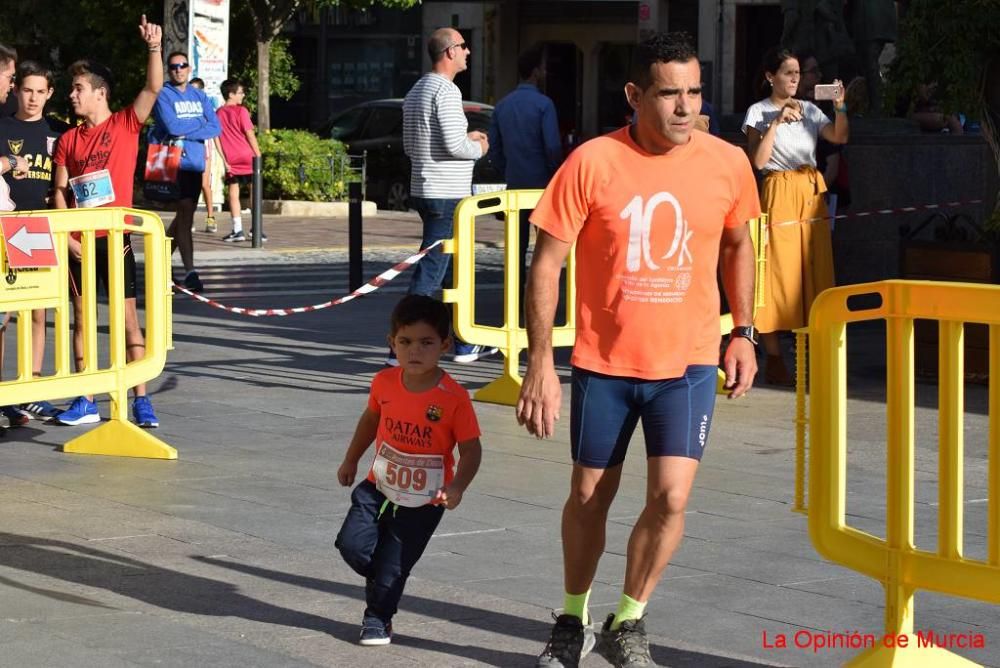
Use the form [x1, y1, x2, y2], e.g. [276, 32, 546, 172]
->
[426, 405, 443, 422]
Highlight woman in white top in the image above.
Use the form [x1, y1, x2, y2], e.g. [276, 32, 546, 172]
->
[743, 47, 848, 385]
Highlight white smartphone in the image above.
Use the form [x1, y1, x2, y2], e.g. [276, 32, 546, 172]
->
[814, 83, 843, 101]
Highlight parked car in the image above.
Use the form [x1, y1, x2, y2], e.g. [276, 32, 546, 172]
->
[319, 98, 503, 210]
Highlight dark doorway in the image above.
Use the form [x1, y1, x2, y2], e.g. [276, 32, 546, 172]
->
[734, 5, 783, 115]
[541, 42, 583, 144]
[454, 28, 473, 99]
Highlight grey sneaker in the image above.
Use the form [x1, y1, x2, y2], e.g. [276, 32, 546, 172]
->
[597, 614, 656, 667]
[536, 613, 595, 668]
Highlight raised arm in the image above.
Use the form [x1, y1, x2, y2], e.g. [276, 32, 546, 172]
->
[820, 82, 849, 145]
[132, 15, 163, 124]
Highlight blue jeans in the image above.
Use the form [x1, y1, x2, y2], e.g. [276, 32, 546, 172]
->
[408, 197, 460, 297]
[335, 480, 445, 623]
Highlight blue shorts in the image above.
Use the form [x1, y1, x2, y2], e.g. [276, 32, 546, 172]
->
[570, 365, 718, 468]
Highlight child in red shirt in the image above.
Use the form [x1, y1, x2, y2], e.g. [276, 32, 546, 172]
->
[335, 295, 482, 646]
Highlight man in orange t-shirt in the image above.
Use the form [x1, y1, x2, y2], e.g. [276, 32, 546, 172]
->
[519, 33, 761, 668]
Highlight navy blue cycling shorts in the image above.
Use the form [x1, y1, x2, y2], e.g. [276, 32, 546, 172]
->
[569, 365, 718, 468]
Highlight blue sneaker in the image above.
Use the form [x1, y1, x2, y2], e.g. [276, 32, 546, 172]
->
[55, 397, 100, 426]
[21, 400, 62, 422]
[2, 405, 30, 428]
[453, 342, 498, 364]
[132, 396, 159, 429]
[359, 616, 392, 646]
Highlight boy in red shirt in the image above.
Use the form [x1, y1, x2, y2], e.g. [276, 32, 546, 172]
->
[336, 295, 483, 646]
[213, 79, 261, 243]
[51, 15, 164, 428]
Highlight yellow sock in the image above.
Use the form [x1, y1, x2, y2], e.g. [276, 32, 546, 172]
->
[611, 593, 646, 630]
[563, 590, 591, 625]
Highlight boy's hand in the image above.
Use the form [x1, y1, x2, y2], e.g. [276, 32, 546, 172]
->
[432, 485, 464, 510]
[337, 460, 357, 487]
[138, 14, 162, 48]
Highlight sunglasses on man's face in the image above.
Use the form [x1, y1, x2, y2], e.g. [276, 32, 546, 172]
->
[168, 63, 190, 71]
[439, 42, 468, 55]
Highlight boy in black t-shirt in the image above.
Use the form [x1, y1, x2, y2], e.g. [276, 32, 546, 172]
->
[0, 61, 67, 424]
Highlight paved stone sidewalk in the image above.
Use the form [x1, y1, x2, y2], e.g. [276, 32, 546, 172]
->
[1, 232, 998, 666]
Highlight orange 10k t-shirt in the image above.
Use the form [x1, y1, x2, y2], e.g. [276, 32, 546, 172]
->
[365, 366, 480, 491]
[531, 127, 761, 380]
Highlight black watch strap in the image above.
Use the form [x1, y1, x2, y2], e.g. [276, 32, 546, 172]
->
[731, 325, 759, 346]
[4, 155, 15, 173]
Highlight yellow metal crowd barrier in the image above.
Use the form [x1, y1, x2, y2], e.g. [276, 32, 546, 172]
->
[0, 207, 175, 459]
[808, 280, 1000, 666]
[442, 190, 766, 405]
[442, 189, 576, 405]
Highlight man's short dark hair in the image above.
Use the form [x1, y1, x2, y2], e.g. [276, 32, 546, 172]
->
[0, 43, 16, 68]
[390, 295, 451, 340]
[629, 32, 698, 90]
[220, 78, 243, 100]
[68, 59, 115, 96]
[16, 61, 53, 88]
[167, 50, 188, 63]
[518, 45, 545, 80]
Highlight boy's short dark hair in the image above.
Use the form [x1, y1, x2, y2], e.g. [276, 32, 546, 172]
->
[390, 295, 450, 340]
[16, 60, 53, 88]
[189, 77, 205, 89]
[68, 59, 115, 96]
[220, 78, 243, 100]
[629, 32, 698, 91]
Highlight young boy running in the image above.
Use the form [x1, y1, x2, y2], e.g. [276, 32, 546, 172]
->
[213, 79, 262, 243]
[335, 294, 483, 646]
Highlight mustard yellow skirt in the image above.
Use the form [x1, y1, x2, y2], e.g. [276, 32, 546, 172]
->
[754, 166, 835, 333]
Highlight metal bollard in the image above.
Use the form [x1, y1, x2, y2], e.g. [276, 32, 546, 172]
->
[252, 155, 263, 249]
[348, 181, 363, 291]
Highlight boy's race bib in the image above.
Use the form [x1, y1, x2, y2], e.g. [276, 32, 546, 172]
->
[371, 442, 444, 508]
[69, 170, 115, 208]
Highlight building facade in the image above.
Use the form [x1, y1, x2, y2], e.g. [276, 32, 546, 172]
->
[276, 0, 783, 137]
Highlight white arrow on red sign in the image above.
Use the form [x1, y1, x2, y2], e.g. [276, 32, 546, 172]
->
[9, 225, 55, 257]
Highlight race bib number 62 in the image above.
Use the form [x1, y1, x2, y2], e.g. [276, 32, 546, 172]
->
[371, 442, 444, 508]
[69, 169, 115, 208]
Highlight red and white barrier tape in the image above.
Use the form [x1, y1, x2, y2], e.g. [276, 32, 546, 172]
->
[172, 240, 442, 317]
[770, 198, 983, 229]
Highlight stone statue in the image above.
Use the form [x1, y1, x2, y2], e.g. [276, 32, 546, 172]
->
[850, 0, 898, 116]
[782, 0, 854, 79]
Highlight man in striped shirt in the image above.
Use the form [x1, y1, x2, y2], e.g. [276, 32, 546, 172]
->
[401, 28, 495, 364]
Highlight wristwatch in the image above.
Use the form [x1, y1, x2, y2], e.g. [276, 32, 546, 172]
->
[4, 155, 15, 173]
[731, 325, 759, 346]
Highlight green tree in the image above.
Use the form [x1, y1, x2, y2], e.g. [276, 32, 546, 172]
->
[886, 0, 1000, 224]
[0, 0, 159, 116]
[239, 0, 418, 131]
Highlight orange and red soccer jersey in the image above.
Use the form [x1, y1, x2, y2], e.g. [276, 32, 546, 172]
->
[531, 128, 761, 380]
[365, 366, 480, 488]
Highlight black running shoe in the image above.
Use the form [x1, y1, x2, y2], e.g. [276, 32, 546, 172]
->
[597, 614, 656, 667]
[536, 613, 595, 667]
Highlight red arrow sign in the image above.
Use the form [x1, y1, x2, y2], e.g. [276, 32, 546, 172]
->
[1, 216, 58, 268]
